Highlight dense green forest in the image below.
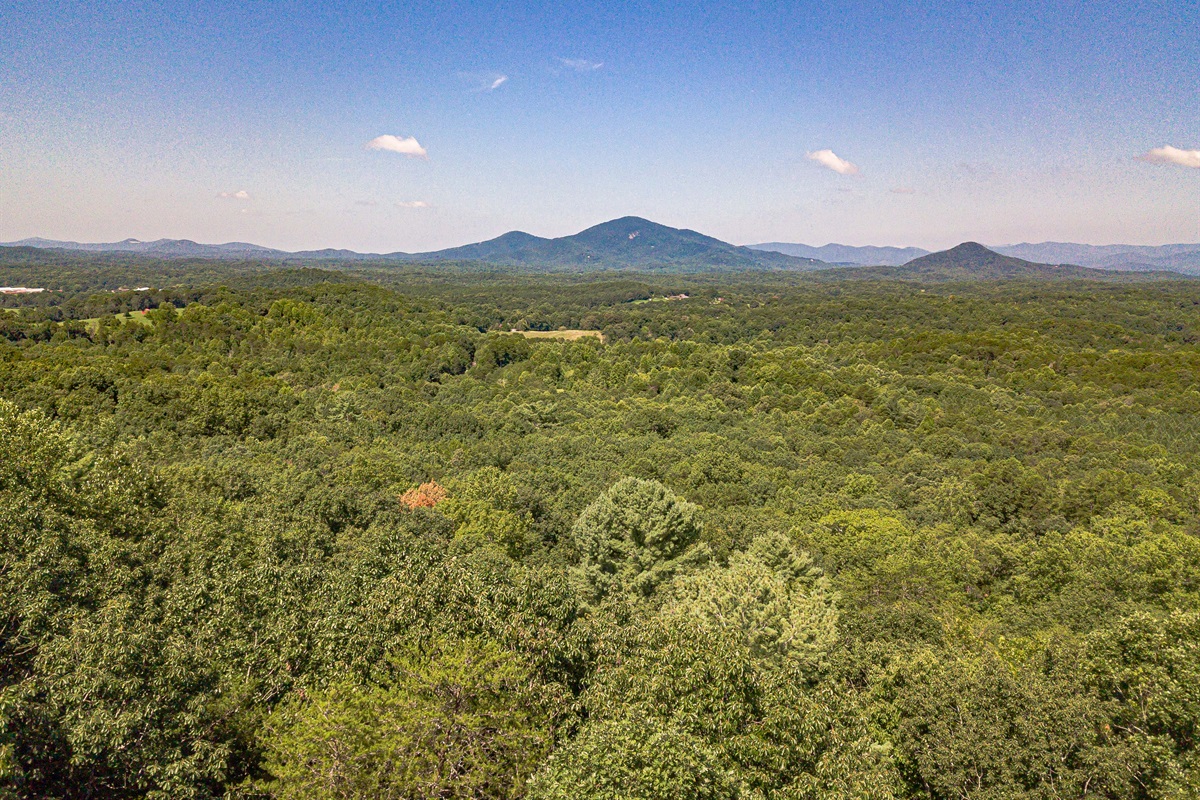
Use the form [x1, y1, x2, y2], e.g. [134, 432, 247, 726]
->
[2, 256, 1199, 798]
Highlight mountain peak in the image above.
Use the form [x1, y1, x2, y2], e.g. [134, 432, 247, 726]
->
[602, 215, 656, 226]
[488, 230, 548, 245]
[942, 241, 995, 257]
[895, 241, 1102, 280]
[404, 216, 822, 270]
[6, 231, 1198, 274]
[574, 216, 685, 239]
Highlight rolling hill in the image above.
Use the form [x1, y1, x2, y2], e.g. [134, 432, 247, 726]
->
[750, 239, 1200, 274]
[4, 237, 288, 258]
[898, 242, 1103, 278]
[400, 217, 825, 270]
[3, 219, 825, 271]
[10, 227, 1198, 275]
[818, 242, 1172, 281]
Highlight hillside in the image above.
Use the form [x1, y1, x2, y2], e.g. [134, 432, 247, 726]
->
[749, 240, 1200, 275]
[4, 237, 288, 258]
[403, 217, 825, 270]
[11, 230, 1200, 275]
[832, 242, 1129, 281]
[3, 219, 826, 271]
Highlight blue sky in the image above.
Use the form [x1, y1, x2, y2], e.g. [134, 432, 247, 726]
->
[1, 0, 1196, 251]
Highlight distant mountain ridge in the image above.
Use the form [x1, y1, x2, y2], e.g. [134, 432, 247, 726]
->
[7, 226, 1199, 274]
[400, 217, 821, 270]
[4, 218, 826, 272]
[749, 242, 931, 266]
[993, 242, 1200, 273]
[893, 242, 1104, 279]
[6, 237, 290, 258]
[824, 242, 1154, 282]
[750, 240, 1200, 273]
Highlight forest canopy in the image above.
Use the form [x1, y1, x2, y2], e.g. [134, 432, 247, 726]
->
[2, 257, 1199, 798]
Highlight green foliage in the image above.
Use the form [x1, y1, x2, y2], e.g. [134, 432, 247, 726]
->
[474, 334, 532, 372]
[572, 540, 887, 800]
[570, 478, 710, 603]
[889, 643, 1130, 798]
[0, 400, 227, 798]
[661, 532, 838, 663]
[1086, 611, 1200, 793]
[2, 265, 1200, 797]
[527, 715, 738, 800]
[260, 638, 553, 799]
[441, 467, 537, 558]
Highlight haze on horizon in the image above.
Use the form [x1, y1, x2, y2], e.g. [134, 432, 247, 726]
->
[1, 0, 1196, 253]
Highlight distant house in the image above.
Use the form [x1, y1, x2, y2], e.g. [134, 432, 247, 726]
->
[0, 287, 45, 294]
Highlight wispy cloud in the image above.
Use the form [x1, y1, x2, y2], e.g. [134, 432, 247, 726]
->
[355, 200, 378, 207]
[459, 71, 509, 92]
[396, 200, 431, 209]
[806, 149, 859, 175]
[890, 187, 916, 195]
[217, 190, 250, 199]
[1138, 145, 1200, 168]
[366, 135, 428, 159]
[559, 57, 603, 71]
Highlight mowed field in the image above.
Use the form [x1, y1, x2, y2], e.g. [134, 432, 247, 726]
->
[515, 329, 605, 342]
[81, 309, 155, 332]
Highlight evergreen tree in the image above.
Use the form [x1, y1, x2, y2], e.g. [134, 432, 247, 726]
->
[570, 478, 710, 603]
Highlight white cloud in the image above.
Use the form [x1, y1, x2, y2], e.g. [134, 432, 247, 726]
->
[366, 135, 428, 159]
[890, 186, 916, 194]
[806, 149, 859, 175]
[355, 200, 378, 207]
[459, 71, 509, 92]
[559, 57, 603, 71]
[217, 190, 250, 199]
[1139, 145, 1200, 168]
[396, 200, 431, 209]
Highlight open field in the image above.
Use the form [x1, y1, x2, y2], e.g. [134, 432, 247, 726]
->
[76, 308, 157, 333]
[117, 309, 154, 325]
[515, 328, 605, 342]
[630, 294, 690, 304]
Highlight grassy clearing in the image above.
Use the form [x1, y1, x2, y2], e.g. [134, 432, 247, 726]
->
[77, 308, 161, 333]
[515, 329, 605, 343]
[630, 294, 690, 305]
